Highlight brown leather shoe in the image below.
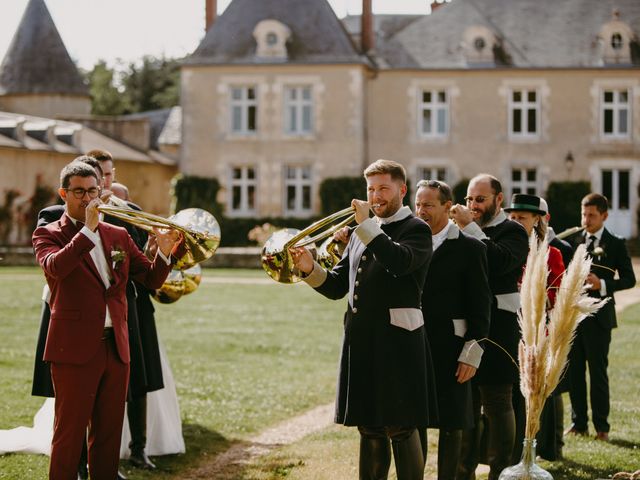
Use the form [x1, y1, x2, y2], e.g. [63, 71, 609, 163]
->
[564, 426, 588, 436]
[595, 431, 610, 442]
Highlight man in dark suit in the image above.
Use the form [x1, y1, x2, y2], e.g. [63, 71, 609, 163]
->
[32, 161, 179, 480]
[292, 159, 434, 480]
[415, 180, 491, 480]
[565, 193, 635, 441]
[450, 174, 529, 480]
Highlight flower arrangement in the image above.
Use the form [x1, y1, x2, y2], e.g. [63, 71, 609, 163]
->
[110, 248, 126, 270]
[518, 235, 607, 440]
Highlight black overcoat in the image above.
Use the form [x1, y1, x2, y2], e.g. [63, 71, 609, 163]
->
[466, 213, 528, 385]
[422, 224, 491, 429]
[311, 211, 435, 427]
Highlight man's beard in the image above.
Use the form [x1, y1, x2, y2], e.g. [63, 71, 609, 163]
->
[376, 195, 403, 219]
[476, 199, 498, 228]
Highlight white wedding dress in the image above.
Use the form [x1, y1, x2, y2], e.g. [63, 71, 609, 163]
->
[0, 341, 185, 458]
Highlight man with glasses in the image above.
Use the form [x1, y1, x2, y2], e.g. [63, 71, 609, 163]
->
[32, 161, 180, 480]
[450, 174, 528, 480]
[415, 179, 491, 480]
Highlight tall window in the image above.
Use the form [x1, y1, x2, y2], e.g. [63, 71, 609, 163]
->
[416, 166, 447, 182]
[509, 89, 539, 138]
[601, 89, 630, 138]
[511, 168, 538, 195]
[419, 89, 448, 137]
[602, 169, 630, 211]
[284, 166, 312, 216]
[229, 166, 257, 216]
[284, 86, 313, 135]
[230, 86, 257, 134]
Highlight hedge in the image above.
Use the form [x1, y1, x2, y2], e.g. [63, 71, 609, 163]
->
[544, 181, 591, 234]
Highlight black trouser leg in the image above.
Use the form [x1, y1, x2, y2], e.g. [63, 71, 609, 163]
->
[358, 428, 391, 480]
[77, 434, 88, 480]
[457, 384, 482, 480]
[479, 384, 515, 480]
[391, 428, 424, 480]
[128, 395, 156, 469]
[569, 327, 589, 431]
[511, 385, 526, 464]
[438, 429, 462, 480]
[418, 428, 428, 469]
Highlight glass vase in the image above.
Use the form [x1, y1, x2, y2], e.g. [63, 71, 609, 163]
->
[498, 438, 553, 480]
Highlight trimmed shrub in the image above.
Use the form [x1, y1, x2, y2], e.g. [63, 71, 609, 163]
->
[452, 178, 470, 204]
[544, 181, 591, 234]
[170, 174, 224, 218]
[319, 177, 366, 215]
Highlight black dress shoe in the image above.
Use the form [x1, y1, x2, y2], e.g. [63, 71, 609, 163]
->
[129, 450, 157, 470]
[117, 469, 128, 480]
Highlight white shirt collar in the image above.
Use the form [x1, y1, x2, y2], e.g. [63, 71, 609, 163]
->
[585, 226, 605, 241]
[376, 205, 412, 225]
[484, 209, 507, 228]
[432, 220, 452, 251]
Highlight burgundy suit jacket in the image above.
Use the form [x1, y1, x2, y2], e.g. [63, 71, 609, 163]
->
[32, 214, 172, 365]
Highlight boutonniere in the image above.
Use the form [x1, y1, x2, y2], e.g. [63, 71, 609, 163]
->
[110, 248, 126, 270]
[593, 246, 605, 258]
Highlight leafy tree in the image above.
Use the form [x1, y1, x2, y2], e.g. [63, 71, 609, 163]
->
[121, 55, 181, 113]
[87, 60, 128, 115]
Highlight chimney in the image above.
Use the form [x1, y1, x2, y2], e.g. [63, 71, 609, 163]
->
[206, 0, 217, 32]
[361, 0, 374, 53]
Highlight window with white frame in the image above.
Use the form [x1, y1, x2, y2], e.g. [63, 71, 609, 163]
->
[601, 89, 630, 138]
[284, 86, 313, 135]
[229, 166, 257, 216]
[509, 89, 539, 138]
[511, 167, 538, 195]
[230, 86, 257, 134]
[416, 166, 448, 183]
[284, 165, 312, 216]
[419, 89, 448, 137]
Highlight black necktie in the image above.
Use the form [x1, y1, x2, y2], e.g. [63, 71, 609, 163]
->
[586, 235, 597, 253]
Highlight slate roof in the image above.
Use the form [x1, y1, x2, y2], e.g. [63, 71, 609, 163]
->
[376, 0, 640, 69]
[186, 0, 368, 66]
[0, 0, 88, 96]
[123, 107, 181, 150]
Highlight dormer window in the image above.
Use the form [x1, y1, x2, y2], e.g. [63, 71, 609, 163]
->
[253, 19, 291, 61]
[599, 10, 634, 64]
[611, 33, 623, 50]
[462, 26, 499, 65]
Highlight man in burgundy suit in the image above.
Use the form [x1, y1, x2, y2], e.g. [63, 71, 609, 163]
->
[32, 161, 180, 480]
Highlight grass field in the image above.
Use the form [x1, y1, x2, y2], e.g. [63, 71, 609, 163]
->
[0, 266, 638, 479]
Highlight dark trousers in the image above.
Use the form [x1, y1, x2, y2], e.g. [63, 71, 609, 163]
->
[49, 337, 129, 480]
[358, 426, 424, 480]
[568, 318, 612, 433]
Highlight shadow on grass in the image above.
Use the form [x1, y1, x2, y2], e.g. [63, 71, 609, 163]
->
[608, 438, 640, 450]
[546, 457, 613, 480]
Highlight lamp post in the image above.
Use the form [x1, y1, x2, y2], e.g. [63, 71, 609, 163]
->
[565, 151, 574, 179]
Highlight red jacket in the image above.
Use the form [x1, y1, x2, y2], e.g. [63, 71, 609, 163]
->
[32, 214, 172, 365]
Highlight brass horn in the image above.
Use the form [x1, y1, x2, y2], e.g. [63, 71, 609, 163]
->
[555, 226, 584, 240]
[97, 205, 221, 270]
[261, 206, 355, 284]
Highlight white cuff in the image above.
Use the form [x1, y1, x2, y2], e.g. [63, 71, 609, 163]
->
[599, 279, 607, 297]
[462, 222, 487, 241]
[458, 340, 484, 369]
[355, 218, 383, 246]
[302, 261, 327, 288]
[80, 225, 99, 244]
[157, 249, 172, 266]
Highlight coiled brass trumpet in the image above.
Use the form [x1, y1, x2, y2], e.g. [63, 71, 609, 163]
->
[261, 206, 355, 283]
[97, 204, 220, 302]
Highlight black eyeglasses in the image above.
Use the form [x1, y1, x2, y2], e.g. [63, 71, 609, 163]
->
[65, 187, 100, 199]
[464, 194, 494, 204]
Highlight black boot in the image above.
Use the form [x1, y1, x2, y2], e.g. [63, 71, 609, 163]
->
[485, 411, 515, 480]
[128, 395, 156, 469]
[77, 435, 88, 480]
[391, 429, 424, 480]
[456, 420, 483, 480]
[359, 435, 391, 480]
[438, 429, 462, 480]
[418, 428, 428, 468]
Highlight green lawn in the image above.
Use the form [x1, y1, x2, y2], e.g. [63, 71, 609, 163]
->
[0, 267, 344, 479]
[1, 267, 639, 479]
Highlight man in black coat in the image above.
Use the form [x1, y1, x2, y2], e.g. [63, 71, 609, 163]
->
[415, 180, 491, 480]
[450, 174, 529, 480]
[565, 193, 636, 442]
[292, 159, 433, 480]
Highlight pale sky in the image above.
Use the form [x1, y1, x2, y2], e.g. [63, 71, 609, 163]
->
[0, 0, 431, 70]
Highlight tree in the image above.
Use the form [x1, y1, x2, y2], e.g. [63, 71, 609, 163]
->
[121, 55, 181, 113]
[87, 60, 129, 115]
